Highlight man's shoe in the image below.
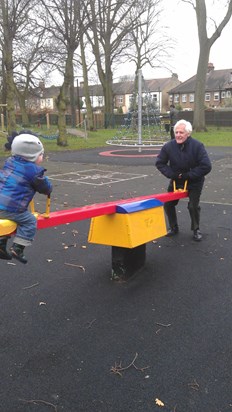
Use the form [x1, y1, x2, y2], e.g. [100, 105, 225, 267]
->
[166, 225, 179, 237]
[193, 229, 202, 241]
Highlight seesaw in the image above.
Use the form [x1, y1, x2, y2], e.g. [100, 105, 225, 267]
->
[0, 183, 188, 280]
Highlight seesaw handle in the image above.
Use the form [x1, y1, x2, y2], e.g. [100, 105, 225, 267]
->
[43, 195, 51, 218]
[29, 195, 51, 218]
[173, 180, 188, 193]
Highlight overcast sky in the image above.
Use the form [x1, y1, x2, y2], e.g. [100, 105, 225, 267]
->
[135, 0, 232, 82]
[49, 0, 232, 85]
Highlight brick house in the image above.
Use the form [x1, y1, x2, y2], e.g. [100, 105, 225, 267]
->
[18, 74, 180, 115]
[168, 63, 232, 110]
[110, 73, 181, 113]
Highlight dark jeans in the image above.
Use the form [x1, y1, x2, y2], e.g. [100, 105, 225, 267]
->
[170, 126, 175, 139]
[164, 187, 202, 231]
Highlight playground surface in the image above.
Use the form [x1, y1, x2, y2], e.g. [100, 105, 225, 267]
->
[0, 145, 232, 412]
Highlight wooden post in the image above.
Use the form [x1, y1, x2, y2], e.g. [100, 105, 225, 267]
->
[46, 112, 50, 129]
[1, 113, 4, 131]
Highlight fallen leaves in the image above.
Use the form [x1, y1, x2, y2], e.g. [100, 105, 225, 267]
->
[188, 379, 200, 391]
[155, 398, 165, 407]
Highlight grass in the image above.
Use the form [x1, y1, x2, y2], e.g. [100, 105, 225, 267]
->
[0, 125, 232, 157]
[192, 127, 232, 146]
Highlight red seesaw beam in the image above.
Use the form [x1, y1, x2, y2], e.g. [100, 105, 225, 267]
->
[37, 190, 188, 229]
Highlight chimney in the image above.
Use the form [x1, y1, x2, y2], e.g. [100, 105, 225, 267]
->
[207, 63, 214, 73]
[39, 81, 45, 90]
[172, 73, 178, 79]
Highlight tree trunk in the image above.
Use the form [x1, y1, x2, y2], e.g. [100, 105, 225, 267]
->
[4, 51, 17, 133]
[103, 66, 114, 128]
[16, 91, 30, 126]
[192, 0, 232, 131]
[56, 83, 68, 146]
[80, 34, 94, 130]
[193, 46, 210, 131]
[70, 71, 76, 128]
[56, 54, 74, 146]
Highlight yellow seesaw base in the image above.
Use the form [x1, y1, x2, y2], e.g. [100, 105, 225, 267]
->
[0, 220, 17, 236]
[0, 198, 50, 237]
[88, 206, 167, 248]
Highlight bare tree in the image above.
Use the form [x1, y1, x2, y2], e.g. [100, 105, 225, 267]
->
[14, 24, 53, 126]
[183, 0, 232, 131]
[79, 34, 94, 130]
[125, 0, 172, 111]
[38, 0, 86, 146]
[0, 0, 36, 133]
[126, 0, 171, 75]
[86, 0, 144, 127]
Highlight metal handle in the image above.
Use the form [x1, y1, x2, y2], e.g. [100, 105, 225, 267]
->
[173, 180, 188, 192]
[29, 195, 51, 218]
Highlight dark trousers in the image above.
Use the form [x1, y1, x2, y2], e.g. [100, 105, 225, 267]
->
[164, 187, 202, 231]
[170, 126, 175, 139]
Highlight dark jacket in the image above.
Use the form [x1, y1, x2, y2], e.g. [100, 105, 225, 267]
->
[170, 107, 178, 126]
[155, 136, 212, 190]
[0, 156, 52, 213]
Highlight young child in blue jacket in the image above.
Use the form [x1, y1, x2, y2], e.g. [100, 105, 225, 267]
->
[0, 133, 52, 263]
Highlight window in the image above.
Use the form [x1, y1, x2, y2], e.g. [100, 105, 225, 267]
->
[174, 94, 179, 103]
[152, 93, 158, 102]
[129, 95, 134, 102]
[226, 90, 231, 98]
[189, 94, 194, 102]
[205, 93, 210, 101]
[182, 94, 187, 103]
[118, 95, 123, 104]
[98, 96, 103, 105]
[221, 91, 226, 99]
[214, 92, 219, 101]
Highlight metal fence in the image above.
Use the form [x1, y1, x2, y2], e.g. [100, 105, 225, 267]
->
[11, 110, 232, 130]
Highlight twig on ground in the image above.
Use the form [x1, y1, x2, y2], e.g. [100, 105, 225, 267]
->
[64, 262, 85, 272]
[86, 318, 97, 328]
[110, 353, 149, 377]
[22, 282, 39, 290]
[155, 322, 171, 327]
[19, 398, 58, 411]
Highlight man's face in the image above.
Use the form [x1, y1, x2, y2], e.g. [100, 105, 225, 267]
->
[174, 123, 190, 144]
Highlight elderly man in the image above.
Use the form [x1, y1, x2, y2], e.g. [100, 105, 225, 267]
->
[155, 119, 212, 241]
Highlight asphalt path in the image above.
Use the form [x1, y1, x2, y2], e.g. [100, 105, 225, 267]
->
[0, 145, 231, 412]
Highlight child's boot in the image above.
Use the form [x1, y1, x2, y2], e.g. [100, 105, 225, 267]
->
[10, 243, 27, 264]
[0, 237, 12, 260]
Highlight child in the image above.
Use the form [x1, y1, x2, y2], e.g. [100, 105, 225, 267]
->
[0, 133, 52, 263]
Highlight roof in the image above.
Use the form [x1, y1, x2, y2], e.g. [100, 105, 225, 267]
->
[29, 76, 181, 99]
[111, 76, 181, 95]
[168, 69, 232, 94]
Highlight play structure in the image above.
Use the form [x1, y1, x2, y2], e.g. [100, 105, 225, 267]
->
[0, 186, 188, 279]
[106, 70, 169, 150]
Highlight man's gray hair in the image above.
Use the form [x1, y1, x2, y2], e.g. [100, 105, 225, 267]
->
[174, 119, 192, 134]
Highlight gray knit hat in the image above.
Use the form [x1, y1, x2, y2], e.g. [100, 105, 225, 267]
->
[11, 134, 44, 162]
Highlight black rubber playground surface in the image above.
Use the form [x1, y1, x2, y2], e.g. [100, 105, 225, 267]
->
[0, 145, 231, 412]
